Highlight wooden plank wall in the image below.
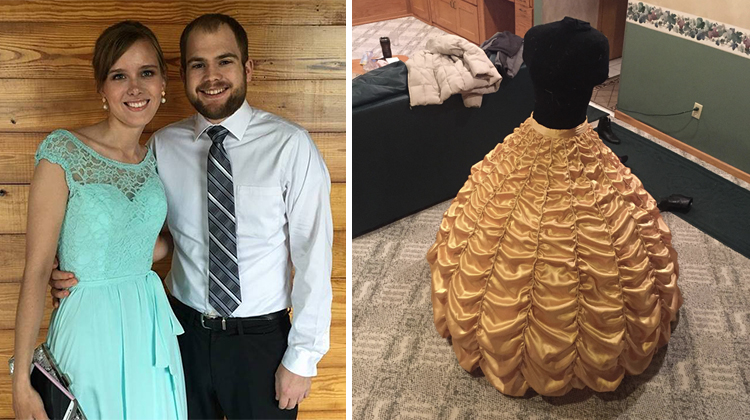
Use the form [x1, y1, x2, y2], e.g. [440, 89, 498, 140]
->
[0, 1, 346, 418]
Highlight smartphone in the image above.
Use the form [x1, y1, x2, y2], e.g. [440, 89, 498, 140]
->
[380, 37, 392, 59]
[30, 361, 76, 420]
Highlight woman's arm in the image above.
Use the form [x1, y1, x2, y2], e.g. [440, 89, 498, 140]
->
[12, 160, 68, 418]
[153, 228, 173, 262]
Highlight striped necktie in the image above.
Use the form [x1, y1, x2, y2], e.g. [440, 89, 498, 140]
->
[206, 125, 241, 317]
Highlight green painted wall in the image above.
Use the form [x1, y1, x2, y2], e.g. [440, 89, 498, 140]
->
[618, 22, 750, 173]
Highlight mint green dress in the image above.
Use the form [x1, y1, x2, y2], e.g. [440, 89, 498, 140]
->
[36, 130, 187, 419]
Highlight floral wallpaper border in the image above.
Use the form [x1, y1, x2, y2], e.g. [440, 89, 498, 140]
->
[627, 2, 750, 59]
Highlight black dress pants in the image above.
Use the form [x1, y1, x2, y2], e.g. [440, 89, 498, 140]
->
[170, 298, 297, 420]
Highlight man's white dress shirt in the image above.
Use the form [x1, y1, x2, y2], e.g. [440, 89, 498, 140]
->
[149, 101, 333, 377]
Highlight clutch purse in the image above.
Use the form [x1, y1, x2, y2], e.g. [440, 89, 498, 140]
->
[9, 343, 87, 420]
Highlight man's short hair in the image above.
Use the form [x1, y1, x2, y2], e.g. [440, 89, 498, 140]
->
[180, 14, 249, 70]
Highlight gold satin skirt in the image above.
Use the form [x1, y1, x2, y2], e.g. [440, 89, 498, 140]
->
[426, 116, 683, 396]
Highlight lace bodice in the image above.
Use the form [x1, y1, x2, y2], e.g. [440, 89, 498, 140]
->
[35, 130, 167, 282]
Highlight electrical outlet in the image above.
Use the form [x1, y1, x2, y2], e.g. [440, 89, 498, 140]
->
[692, 102, 703, 119]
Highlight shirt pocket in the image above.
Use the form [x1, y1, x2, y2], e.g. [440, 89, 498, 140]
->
[235, 185, 285, 238]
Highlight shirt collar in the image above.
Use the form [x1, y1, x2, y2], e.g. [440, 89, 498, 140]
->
[192, 100, 254, 142]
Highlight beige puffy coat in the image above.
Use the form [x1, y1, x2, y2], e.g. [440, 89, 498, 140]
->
[405, 34, 502, 108]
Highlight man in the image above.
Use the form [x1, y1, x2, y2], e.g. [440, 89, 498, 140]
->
[50, 14, 333, 420]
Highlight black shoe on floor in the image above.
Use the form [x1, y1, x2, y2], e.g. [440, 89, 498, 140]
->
[658, 194, 693, 213]
[598, 116, 621, 144]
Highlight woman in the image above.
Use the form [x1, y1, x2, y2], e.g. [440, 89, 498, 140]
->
[12, 21, 187, 419]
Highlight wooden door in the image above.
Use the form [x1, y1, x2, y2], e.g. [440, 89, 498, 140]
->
[411, 0, 432, 23]
[455, 1, 480, 44]
[598, 0, 628, 59]
[431, 0, 458, 33]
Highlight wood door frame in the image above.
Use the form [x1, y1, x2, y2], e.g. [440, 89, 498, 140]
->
[597, 0, 628, 59]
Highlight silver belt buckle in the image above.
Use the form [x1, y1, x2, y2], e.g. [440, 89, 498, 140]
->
[201, 313, 227, 330]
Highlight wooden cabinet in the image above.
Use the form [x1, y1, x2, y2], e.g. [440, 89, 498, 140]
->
[432, 0, 459, 33]
[353, 0, 410, 25]
[430, 0, 479, 43]
[515, 3, 533, 37]
[426, 0, 526, 44]
[410, 0, 432, 22]
[456, 1, 480, 43]
[354, 0, 532, 43]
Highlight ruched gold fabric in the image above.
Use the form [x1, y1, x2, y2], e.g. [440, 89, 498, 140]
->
[426, 116, 683, 396]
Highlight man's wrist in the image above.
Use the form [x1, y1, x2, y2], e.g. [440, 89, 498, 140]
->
[281, 348, 319, 377]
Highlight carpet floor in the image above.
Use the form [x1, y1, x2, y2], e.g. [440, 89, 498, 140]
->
[353, 137, 750, 419]
[603, 122, 750, 259]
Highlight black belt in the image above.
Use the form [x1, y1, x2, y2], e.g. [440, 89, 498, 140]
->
[170, 296, 289, 332]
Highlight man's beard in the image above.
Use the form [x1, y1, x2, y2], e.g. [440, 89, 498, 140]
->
[189, 79, 246, 121]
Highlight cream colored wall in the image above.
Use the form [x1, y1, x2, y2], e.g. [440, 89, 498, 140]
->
[648, 0, 750, 29]
[542, 0, 600, 29]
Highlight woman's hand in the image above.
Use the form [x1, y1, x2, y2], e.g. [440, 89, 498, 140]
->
[49, 257, 78, 309]
[12, 381, 49, 420]
[152, 229, 173, 262]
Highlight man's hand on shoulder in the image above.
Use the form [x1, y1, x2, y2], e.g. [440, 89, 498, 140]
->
[49, 258, 77, 308]
[274, 364, 312, 410]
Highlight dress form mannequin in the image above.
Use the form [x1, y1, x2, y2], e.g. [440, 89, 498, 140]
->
[523, 17, 609, 129]
[426, 17, 682, 397]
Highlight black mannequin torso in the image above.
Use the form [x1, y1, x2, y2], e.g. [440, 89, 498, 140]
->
[523, 17, 610, 129]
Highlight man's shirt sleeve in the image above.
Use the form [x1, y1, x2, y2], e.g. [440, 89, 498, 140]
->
[280, 129, 334, 377]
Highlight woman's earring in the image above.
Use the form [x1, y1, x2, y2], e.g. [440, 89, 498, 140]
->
[161, 91, 167, 104]
[102, 97, 108, 110]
